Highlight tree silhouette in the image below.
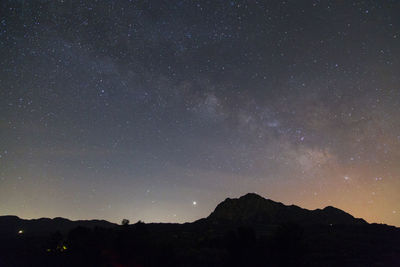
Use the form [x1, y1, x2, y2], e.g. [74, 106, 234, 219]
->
[121, 219, 130, 226]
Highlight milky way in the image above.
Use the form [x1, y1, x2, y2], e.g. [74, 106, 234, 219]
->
[0, 0, 399, 226]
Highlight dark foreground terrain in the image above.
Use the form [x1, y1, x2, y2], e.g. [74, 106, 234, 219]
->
[1, 193, 399, 267]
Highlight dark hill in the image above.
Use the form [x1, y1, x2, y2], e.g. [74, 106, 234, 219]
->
[0, 215, 116, 237]
[0, 194, 399, 267]
[206, 193, 366, 226]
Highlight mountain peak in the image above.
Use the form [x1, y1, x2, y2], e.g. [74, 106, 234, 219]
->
[239, 192, 265, 200]
[207, 193, 366, 226]
[207, 193, 283, 223]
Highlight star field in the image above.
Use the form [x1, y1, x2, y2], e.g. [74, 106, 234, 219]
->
[0, 0, 399, 226]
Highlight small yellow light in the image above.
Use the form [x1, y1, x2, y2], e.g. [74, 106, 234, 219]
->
[18, 230, 24, 234]
[62, 245, 67, 250]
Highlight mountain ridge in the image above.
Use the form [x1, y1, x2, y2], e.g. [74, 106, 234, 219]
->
[0, 193, 375, 235]
[1, 193, 399, 266]
[0, 214, 116, 237]
[206, 193, 367, 226]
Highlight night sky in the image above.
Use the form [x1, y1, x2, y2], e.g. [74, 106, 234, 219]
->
[1, 0, 399, 226]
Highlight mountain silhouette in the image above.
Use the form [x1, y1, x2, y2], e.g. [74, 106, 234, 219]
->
[0, 215, 116, 239]
[206, 193, 366, 226]
[0, 194, 399, 267]
[0, 194, 365, 237]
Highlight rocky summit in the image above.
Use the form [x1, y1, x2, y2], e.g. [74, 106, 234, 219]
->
[207, 193, 366, 226]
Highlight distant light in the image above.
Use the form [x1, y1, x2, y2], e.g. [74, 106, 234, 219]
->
[18, 230, 24, 234]
[58, 245, 68, 252]
[192, 201, 197, 206]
